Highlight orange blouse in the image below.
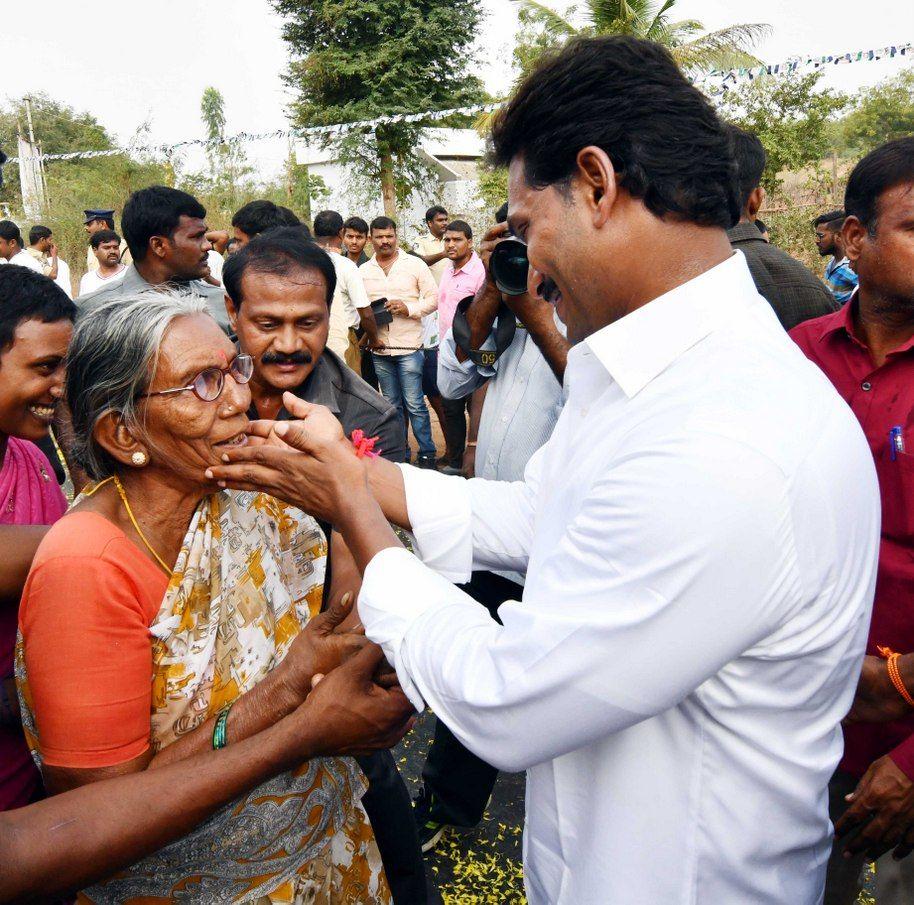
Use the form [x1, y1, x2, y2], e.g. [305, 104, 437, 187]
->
[18, 511, 168, 768]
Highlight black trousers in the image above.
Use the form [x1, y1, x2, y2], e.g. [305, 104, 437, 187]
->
[440, 395, 470, 467]
[356, 750, 428, 903]
[421, 570, 524, 827]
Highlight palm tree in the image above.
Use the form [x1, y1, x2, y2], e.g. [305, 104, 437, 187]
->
[513, 0, 770, 74]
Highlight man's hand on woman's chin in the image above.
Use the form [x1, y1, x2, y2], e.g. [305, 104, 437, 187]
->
[205, 394, 369, 524]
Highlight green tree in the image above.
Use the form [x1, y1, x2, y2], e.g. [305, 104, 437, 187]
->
[512, 0, 769, 79]
[719, 70, 848, 194]
[839, 68, 914, 154]
[272, 0, 486, 218]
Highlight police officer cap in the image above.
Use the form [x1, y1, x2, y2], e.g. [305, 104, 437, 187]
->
[83, 209, 115, 224]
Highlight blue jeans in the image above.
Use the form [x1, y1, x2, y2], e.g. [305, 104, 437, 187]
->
[372, 351, 436, 457]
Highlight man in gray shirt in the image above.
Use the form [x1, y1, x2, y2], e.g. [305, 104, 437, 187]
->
[725, 125, 838, 331]
[78, 186, 230, 333]
[411, 215, 568, 852]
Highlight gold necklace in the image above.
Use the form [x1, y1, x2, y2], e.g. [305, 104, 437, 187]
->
[84, 475, 172, 575]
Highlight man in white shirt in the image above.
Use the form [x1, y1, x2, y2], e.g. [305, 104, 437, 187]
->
[25, 225, 73, 298]
[79, 229, 127, 296]
[0, 220, 43, 271]
[210, 36, 881, 904]
[312, 209, 380, 372]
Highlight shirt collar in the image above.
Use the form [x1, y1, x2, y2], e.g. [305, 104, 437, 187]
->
[582, 251, 760, 398]
[451, 251, 480, 276]
[818, 290, 914, 356]
[726, 222, 766, 244]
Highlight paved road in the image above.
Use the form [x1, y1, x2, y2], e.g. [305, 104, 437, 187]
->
[394, 709, 527, 904]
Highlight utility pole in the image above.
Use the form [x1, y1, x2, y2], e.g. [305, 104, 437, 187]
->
[23, 96, 50, 213]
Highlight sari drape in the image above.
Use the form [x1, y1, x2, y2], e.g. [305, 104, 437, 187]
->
[17, 489, 388, 904]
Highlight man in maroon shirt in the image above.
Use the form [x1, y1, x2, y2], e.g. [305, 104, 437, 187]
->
[791, 137, 914, 905]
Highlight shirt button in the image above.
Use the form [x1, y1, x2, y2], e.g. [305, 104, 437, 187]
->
[861, 381, 872, 391]
[502, 415, 508, 423]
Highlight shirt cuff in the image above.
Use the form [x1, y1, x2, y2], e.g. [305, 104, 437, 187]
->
[358, 547, 433, 711]
[889, 735, 914, 781]
[398, 463, 474, 583]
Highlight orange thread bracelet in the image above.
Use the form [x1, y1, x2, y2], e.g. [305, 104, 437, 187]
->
[877, 646, 914, 708]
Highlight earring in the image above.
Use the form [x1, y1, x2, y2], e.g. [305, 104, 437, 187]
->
[131, 451, 148, 467]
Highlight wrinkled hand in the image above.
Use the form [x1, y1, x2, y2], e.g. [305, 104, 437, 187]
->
[834, 755, 914, 861]
[205, 393, 367, 523]
[299, 644, 415, 756]
[384, 299, 409, 317]
[845, 656, 911, 724]
[278, 592, 369, 705]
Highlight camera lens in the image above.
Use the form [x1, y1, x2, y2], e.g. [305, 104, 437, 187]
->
[490, 239, 529, 296]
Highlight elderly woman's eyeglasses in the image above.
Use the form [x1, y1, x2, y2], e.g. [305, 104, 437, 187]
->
[138, 354, 254, 403]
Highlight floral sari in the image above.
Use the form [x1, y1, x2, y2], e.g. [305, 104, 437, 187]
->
[17, 489, 389, 904]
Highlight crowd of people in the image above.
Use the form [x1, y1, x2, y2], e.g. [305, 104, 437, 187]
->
[0, 32, 912, 905]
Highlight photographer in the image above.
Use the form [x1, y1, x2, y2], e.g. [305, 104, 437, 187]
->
[410, 204, 568, 851]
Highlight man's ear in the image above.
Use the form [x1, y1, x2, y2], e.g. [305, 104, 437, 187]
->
[575, 146, 618, 228]
[225, 294, 239, 333]
[148, 235, 169, 262]
[842, 216, 868, 266]
[94, 412, 149, 469]
[747, 186, 765, 221]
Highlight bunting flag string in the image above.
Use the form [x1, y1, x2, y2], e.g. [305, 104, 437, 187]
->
[2, 37, 910, 166]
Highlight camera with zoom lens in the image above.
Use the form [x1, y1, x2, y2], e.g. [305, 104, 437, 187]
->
[489, 237, 529, 297]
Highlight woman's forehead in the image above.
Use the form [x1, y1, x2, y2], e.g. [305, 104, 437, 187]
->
[157, 315, 234, 378]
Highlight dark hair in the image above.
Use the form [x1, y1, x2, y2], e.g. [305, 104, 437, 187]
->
[446, 220, 472, 240]
[122, 186, 206, 261]
[725, 124, 766, 212]
[312, 210, 344, 238]
[343, 216, 369, 235]
[495, 202, 509, 224]
[0, 220, 23, 247]
[491, 35, 739, 229]
[812, 209, 846, 230]
[277, 205, 301, 226]
[0, 265, 76, 353]
[90, 228, 122, 249]
[845, 138, 914, 233]
[425, 205, 448, 223]
[370, 216, 397, 233]
[222, 226, 336, 310]
[754, 218, 768, 234]
[232, 200, 300, 239]
[28, 225, 53, 246]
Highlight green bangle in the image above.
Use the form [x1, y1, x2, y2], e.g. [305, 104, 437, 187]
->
[212, 703, 233, 750]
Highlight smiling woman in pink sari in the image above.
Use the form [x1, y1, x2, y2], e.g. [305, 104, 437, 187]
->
[0, 265, 74, 812]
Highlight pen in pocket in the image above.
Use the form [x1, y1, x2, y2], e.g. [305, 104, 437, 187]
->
[889, 426, 905, 461]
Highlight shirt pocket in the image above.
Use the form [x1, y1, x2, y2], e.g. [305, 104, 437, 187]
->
[878, 437, 914, 543]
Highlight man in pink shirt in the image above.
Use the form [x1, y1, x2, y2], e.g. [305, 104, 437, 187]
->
[437, 221, 486, 472]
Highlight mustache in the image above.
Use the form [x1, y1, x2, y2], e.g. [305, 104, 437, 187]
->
[261, 350, 313, 366]
[537, 276, 561, 304]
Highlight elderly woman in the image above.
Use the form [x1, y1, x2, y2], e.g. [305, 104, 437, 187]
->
[15, 293, 394, 904]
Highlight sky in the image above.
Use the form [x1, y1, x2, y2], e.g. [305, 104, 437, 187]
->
[0, 0, 910, 177]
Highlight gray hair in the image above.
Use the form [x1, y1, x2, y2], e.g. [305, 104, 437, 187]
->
[66, 291, 209, 480]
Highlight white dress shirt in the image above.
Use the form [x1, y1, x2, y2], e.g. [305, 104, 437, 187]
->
[359, 252, 880, 904]
[326, 248, 371, 360]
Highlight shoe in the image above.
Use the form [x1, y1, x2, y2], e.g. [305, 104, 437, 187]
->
[440, 465, 464, 476]
[415, 454, 438, 470]
[412, 785, 449, 853]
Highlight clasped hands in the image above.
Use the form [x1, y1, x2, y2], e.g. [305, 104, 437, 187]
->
[204, 401, 413, 755]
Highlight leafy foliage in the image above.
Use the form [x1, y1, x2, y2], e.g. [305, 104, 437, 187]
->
[272, 0, 486, 216]
[512, 0, 769, 79]
[718, 71, 848, 194]
[839, 68, 914, 154]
